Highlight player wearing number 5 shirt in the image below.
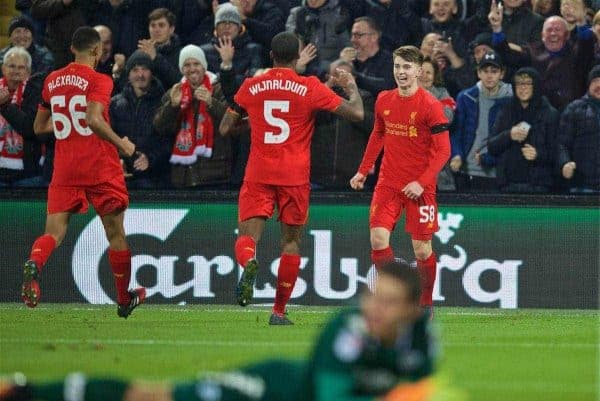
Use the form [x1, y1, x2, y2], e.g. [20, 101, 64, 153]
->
[219, 32, 364, 325]
[350, 46, 451, 318]
[21, 27, 146, 318]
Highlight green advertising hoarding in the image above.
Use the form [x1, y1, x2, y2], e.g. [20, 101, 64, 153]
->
[0, 200, 597, 308]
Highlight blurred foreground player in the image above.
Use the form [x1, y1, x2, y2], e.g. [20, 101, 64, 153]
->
[21, 27, 146, 318]
[0, 260, 465, 401]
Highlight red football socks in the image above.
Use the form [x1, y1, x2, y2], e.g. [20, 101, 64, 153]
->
[235, 235, 256, 268]
[417, 252, 437, 306]
[371, 247, 394, 270]
[108, 249, 132, 305]
[29, 234, 57, 272]
[273, 253, 301, 315]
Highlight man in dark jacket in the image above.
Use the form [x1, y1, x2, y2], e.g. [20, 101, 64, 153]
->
[201, 3, 264, 87]
[339, 16, 395, 97]
[488, 67, 558, 193]
[0, 16, 54, 78]
[557, 65, 600, 193]
[31, 0, 100, 69]
[231, 0, 287, 61]
[109, 50, 170, 188]
[490, 13, 595, 110]
[311, 59, 375, 190]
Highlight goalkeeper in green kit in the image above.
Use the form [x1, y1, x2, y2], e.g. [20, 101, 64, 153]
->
[1, 260, 463, 401]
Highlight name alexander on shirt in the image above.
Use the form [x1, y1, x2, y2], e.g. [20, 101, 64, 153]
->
[47, 74, 89, 92]
[249, 79, 307, 97]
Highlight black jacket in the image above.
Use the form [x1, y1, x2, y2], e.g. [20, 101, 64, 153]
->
[354, 48, 395, 97]
[201, 32, 264, 87]
[488, 82, 558, 191]
[110, 77, 170, 181]
[557, 94, 600, 190]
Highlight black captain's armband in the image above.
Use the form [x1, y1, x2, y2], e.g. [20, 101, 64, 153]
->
[431, 124, 449, 134]
[40, 100, 51, 109]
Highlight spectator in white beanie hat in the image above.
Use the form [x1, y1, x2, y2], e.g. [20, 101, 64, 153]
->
[178, 44, 208, 72]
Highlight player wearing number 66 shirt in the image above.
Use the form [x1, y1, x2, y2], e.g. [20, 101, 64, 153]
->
[350, 46, 451, 318]
[21, 27, 147, 318]
[219, 32, 364, 325]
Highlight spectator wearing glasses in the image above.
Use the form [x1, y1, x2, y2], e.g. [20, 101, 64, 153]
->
[339, 17, 395, 97]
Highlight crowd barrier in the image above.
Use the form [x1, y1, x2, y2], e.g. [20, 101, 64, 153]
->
[1, 190, 597, 309]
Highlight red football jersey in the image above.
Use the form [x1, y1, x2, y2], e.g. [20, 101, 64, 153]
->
[358, 87, 450, 191]
[234, 68, 343, 185]
[40, 63, 122, 186]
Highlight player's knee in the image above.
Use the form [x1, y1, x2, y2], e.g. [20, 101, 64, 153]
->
[370, 234, 389, 250]
[412, 243, 432, 261]
[281, 240, 300, 254]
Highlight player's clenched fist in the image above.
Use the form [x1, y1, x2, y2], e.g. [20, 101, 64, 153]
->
[350, 172, 367, 190]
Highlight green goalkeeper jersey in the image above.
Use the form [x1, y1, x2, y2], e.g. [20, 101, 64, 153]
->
[300, 307, 436, 401]
[174, 308, 436, 401]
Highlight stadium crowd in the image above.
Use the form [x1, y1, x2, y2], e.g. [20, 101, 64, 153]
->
[0, 0, 598, 193]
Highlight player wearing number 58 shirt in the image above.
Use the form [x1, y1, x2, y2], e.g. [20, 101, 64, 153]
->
[21, 27, 147, 318]
[220, 32, 364, 325]
[350, 46, 451, 317]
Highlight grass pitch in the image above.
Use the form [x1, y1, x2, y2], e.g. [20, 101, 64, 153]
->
[0, 304, 597, 401]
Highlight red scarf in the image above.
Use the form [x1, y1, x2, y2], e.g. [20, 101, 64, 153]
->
[0, 77, 27, 170]
[169, 76, 214, 165]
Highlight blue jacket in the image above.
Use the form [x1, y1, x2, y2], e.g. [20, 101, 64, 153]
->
[451, 83, 512, 167]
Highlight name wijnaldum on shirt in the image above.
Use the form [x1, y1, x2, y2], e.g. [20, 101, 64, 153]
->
[249, 80, 307, 97]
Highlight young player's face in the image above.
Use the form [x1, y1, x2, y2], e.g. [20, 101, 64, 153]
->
[429, 0, 457, 23]
[1, 54, 30, 86]
[149, 17, 174, 44]
[216, 21, 241, 40]
[182, 58, 206, 88]
[361, 274, 421, 343]
[393, 56, 421, 90]
[418, 61, 435, 89]
[9, 27, 33, 49]
[129, 65, 152, 94]
[542, 18, 569, 52]
[514, 75, 534, 103]
[589, 78, 600, 101]
[477, 66, 504, 91]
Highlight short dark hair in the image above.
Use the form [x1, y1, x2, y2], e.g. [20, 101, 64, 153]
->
[271, 32, 300, 64]
[353, 16, 381, 35]
[148, 7, 176, 26]
[378, 260, 422, 304]
[393, 45, 424, 66]
[71, 26, 101, 52]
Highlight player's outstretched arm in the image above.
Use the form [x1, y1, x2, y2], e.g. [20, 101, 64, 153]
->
[86, 101, 136, 157]
[333, 71, 364, 122]
[219, 108, 241, 137]
[33, 108, 53, 136]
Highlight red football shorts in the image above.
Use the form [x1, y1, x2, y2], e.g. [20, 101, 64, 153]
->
[369, 185, 439, 240]
[238, 181, 310, 226]
[47, 175, 129, 216]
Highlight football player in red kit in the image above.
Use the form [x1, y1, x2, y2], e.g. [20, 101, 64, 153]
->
[22, 26, 146, 318]
[220, 32, 364, 325]
[350, 45, 451, 317]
